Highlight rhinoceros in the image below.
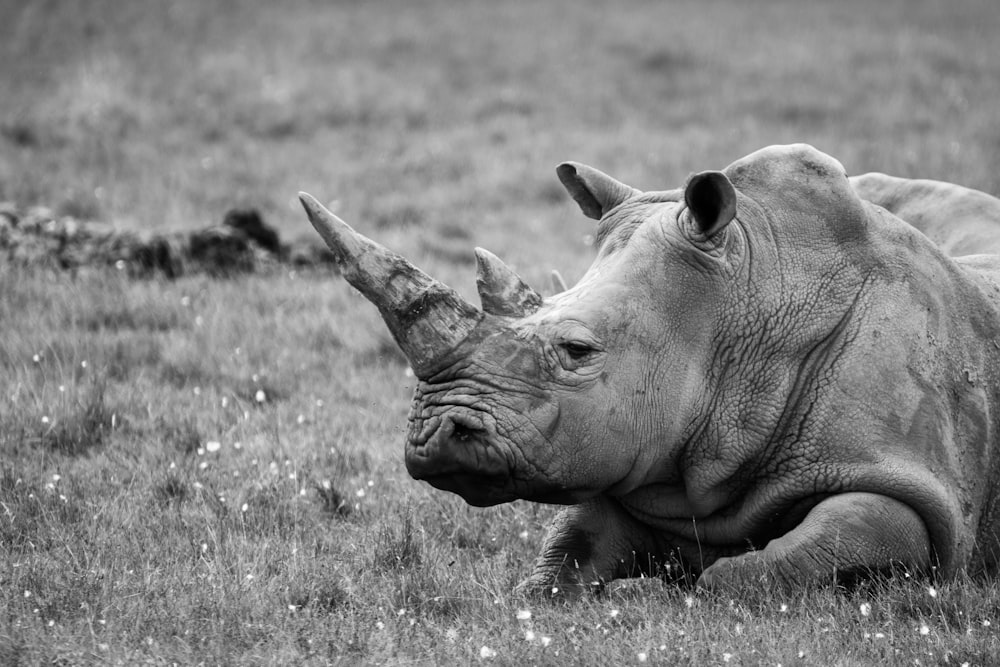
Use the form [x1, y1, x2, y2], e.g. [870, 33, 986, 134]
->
[299, 143, 1000, 593]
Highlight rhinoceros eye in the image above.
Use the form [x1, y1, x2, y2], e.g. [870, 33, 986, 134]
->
[558, 341, 595, 361]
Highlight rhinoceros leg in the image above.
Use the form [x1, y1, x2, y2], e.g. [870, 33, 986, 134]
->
[516, 496, 672, 597]
[697, 492, 931, 591]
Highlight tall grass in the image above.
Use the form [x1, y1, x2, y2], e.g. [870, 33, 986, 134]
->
[2, 0, 1000, 663]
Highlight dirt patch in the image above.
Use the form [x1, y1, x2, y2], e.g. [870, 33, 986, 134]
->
[0, 202, 337, 278]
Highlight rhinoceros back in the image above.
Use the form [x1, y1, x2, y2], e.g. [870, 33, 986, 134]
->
[851, 173, 1000, 257]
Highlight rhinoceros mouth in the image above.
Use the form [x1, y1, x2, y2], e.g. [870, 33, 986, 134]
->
[419, 473, 518, 507]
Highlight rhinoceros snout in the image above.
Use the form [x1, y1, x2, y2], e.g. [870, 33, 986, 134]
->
[404, 411, 516, 505]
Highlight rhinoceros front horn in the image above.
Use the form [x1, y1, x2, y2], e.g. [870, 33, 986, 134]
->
[299, 192, 483, 378]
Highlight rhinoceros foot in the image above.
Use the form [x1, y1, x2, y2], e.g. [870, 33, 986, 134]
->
[516, 496, 686, 598]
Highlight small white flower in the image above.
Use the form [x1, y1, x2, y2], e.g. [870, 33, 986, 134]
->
[685, 595, 695, 608]
[479, 646, 497, 659]
[355, 488, 366, 498]
[928, 586, 938, 598]
[519, 530, 529, 540]
[524, 630, 536, 641]
[637, 652, 648, 662]
[23, 590, 31, 598]
[540, 636, 552, 647]
[859, 603, 871, 617]
[723, 653, 733, 663]
[41, 416, 49, 424]
[550, 586, 558, 595]
[204, 441, 221, 453]
[919, 624, 930, 636]
[32, 354, 40, 363]
[874, 633, 885, 639]
[609, 609, 620, 619]
[255, 389, 266, 403]
[52, 474, 60, 483]
[445, 628, 458, 642]
[241, 503, 249, 512]
[779, 603, 788, 612]
[516, 609, 532, 621]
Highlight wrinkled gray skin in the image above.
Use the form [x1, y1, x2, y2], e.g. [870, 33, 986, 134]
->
[300, 144, 1000, 594]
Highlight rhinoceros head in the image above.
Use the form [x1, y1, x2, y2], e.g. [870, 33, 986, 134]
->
[300, 144, 870, 508]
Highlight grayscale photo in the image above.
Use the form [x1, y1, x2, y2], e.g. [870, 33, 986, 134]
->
[2, 0, 999, 663]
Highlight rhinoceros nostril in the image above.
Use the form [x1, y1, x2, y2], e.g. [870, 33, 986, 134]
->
[451, 422, 479, 442]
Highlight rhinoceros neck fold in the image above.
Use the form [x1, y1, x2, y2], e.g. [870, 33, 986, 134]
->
[299, 192, 483, 377]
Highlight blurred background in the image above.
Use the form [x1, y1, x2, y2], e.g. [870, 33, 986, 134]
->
[1, 0, 998, 287]
[2, 3, 1000, 661]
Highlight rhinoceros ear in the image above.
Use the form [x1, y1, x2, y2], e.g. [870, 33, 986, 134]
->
[556, 162, 640, 220]
[684, 170, 737, 238]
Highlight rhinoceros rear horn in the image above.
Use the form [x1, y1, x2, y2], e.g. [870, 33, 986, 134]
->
[474, 248, 543, 318]
[299, 192, 483, 377]
[684, 170, 737, 238]
[557, 162, 640, 220]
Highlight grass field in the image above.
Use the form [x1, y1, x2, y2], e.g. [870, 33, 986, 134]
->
[2, 0, 1000, 664]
